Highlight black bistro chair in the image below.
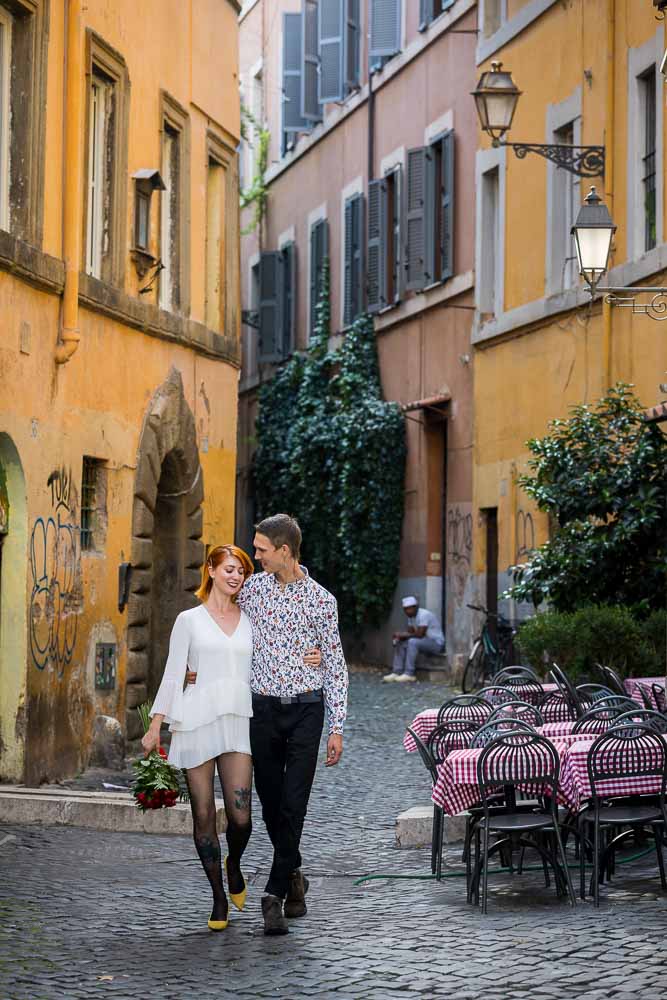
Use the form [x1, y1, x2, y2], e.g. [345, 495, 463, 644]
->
[494, 667, 545, 707]
[405, 726, 441, 878]
[540, 689, 578, 724]
[477, 684, 516, 706]
[576, 684, 616, 707]
[427, 720, 478, 879]
[488, 700, 544, 729]
[595, 662, 626, 697]
[550, 662, 585, 718]
[614, 709, 667, 734]
[437, 695, 492, 727]
[473, 731, 576, 913]
[572, 704, 628, 736]
[652, 683, 666, 714]
[581, 724, 667, 906]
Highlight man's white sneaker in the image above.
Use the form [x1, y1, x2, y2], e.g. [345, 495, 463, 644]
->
[396, 674, 417, 683]
[382, 673, 398, 682]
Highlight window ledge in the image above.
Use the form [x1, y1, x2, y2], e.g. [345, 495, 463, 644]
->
[0, 229, 64, 293]
[374, 270, 474, 333]
[78, 273, 241, 366]
[476, 0, 560, 66]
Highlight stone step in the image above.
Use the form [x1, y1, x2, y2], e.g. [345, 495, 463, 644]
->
[0, 785, 226, 836]
[415, 652, 464, 686]
[395, 805, 468, 847]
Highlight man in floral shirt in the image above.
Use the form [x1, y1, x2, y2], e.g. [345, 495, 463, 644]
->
[239, 513, 348, 936]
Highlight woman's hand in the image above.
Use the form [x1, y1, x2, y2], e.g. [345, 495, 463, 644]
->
[141, 722, 161, 757]
[303, 647, 322, 667]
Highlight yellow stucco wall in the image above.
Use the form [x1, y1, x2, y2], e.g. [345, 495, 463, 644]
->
[473, 0, 667, 591]
[0, 0, 241, 783]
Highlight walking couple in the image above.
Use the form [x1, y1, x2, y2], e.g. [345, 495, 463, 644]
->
[142, 513, 348, 935]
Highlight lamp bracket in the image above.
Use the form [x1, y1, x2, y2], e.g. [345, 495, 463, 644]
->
[598, 286, 667, 321]
[498, 141, 605, 177]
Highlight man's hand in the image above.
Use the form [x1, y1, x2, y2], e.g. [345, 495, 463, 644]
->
[325, 733, 343, 767]
[185, 670, 197, 685]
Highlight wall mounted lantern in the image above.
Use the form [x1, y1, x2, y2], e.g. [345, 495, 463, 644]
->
[572, 186, 667, 320]
[654, 0, 667, 19]
[472, 62, 606, 178]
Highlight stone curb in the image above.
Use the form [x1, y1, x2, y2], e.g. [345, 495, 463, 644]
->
[396, 805, 468, 847]
[0, 786, 226, 836]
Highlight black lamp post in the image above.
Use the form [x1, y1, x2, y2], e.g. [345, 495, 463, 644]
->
[472, 62, 606, 178]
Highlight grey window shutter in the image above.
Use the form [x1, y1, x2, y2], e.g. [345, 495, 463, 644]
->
[391, 166, 403, 301]
[281, 243, 296, 356]
[344, 198, 354, 325]
[310, 218, 329, 336]
[367, 179, 388, 314]
[319, 0, 345, 104]
[345, 0, 360, 91]
[302, 0, 322, 122]
[406, 146, 434, 290]
[440, 130, 455, 280]
[345, 194, 364, 324]
[353, 194, 365, 319]
[419, 0, 434, 31]
[369, 0, 402, 60]
[283, 14, 309, 133]
[259, 251, 284, 363]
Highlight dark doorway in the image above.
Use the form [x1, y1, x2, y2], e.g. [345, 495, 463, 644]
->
[483, 507, 499, 639]
[148, 452, 193, 699]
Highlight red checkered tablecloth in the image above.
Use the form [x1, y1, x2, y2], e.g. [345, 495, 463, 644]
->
[624, 677, 665, 711]
[404, 710, 439, 752]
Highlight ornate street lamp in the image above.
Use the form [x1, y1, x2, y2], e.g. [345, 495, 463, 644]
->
[572, 186, 667, 320]
[472, 62, 606, 178]
[571, 187, 616, 294]
[654, 1, 667, 19]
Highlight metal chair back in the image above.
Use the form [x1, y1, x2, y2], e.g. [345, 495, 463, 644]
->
[476, 731, 560, 812]
[652, 683, 666, 713]
[572, 704, 626, 735]
[427, 719, 478, 764]
[594, 694, 642, 712]
[594, 662, 626, 696]
[613, 709, 667, 735]
[477, 684, 516, 706]
[437, 694, 492, 726]
[470, 717, 535, 749]
[587, 724, 667, 805]
[540, 689, 578, 723]
[550, 662, 585, 717]
[576, 683, 615, 707]
[488, 699, 544, 728]
[405, 726, 437, 784]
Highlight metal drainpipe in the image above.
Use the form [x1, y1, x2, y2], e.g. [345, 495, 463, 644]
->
[55, 0, 83, 365]
[601, 0, 615, 390]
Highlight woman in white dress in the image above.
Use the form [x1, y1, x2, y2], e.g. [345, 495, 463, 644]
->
[141, 544, 256, 932]
[142, 543, 322, 931]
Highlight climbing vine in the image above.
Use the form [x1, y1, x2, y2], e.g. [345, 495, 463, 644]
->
[254, 263, 406, 631]
[240, 104, 270, 236]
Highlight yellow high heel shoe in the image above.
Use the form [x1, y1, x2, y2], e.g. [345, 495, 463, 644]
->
[225, 855, 247, 911]
[207, 909, 229, 932]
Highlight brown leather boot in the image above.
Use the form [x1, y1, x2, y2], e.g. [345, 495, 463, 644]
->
[284, 870, 309, 918]
[261, 894, 289, 935]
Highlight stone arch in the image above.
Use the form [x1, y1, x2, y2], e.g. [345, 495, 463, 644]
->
[125, 369, 205, 739]
[0, 433, 28, 781]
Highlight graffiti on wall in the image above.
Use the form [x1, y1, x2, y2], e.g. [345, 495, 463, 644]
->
[447, 506, 473, 606]
[515, 509, 536, 563]
[29, 469, 79, 675]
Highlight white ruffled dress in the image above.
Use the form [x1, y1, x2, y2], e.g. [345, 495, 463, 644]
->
[150, 605, 253, 769]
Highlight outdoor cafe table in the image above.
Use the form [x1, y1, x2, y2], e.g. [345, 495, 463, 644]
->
[624, 677, 665, 711]
[431, 734, 667, 817]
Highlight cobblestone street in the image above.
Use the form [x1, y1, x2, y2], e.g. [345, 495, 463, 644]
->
[2, 672, 667, 999]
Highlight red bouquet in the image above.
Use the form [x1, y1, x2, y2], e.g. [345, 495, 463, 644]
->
[132, 703, 188, 811]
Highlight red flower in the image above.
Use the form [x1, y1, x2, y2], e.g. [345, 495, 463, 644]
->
[158, 747, 168, 759]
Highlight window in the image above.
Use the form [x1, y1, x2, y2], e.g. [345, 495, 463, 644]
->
[310, 217, 329, 337]
[81, 457, 106, 552]
[481, 0, 504, 37]
[159, 92, 190, 315]
[344, 192, 364, 325]
[205, 158, 224, 331]
[640, 67, 657, 253]
[302, 1, 322, 123]
[549, 123, 579, 292]
[419, 0, 455, 31]
[257, 246, 296, 363]
[479, 167, 499, 316]
[84, 33, 129, 285]
[283, 12, 310, 152]
[405, 131, 455, 291]
[247, 65, 263, 178]
[369, 0, 401, 61]
[367, 167, 402, 313]
[0, 0, 48, 244]
[317, 0, 363, 104]
[0, 7, 11, 232]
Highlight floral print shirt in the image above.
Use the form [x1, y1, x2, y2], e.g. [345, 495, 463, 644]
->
[238, 568, 348, 735]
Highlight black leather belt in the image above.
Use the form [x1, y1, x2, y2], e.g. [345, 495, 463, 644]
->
[253, 689, 323, 706]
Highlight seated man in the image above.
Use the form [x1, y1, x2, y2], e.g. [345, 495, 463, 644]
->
[384, 596, 445, 683]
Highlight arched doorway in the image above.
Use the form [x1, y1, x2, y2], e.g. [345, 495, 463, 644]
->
[0, 433, 28, 781]
[125, 370, 205, 739]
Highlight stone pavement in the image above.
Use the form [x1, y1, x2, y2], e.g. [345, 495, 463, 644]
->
[1, 672, 667, 999]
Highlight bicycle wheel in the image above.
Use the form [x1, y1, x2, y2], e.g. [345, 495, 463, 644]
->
[462, 640, 487, 693]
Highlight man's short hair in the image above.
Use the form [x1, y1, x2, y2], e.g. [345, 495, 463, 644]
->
[255, 513, 302, 559]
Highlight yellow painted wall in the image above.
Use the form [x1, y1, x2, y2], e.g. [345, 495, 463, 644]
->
[0, 0, 240, 782]
[473, 0, 667, 593]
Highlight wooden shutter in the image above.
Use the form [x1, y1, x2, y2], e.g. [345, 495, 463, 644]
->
[345, 193, 364, 324]
[440, 130, 455, 280]
[345, 0, 360, 91]
[406, 146, 434, 290]
[369, 0, 402, 60]
[367, 179, 388, 314]
[258, 251, 283, 362]
[281, 243, 296, 356]
[354, 195, 365, 318]
[319, 0, 345, 104]
[302, 0, 322, 122]
[344, 197, 354, 325]
[310, 218, 329, 336]
[283, 14, 309, 133]
[391, 166, 403, 302]
[419, 0, 434, 31]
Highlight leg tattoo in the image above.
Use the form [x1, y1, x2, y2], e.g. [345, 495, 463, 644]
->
[234, 787, 252, 811]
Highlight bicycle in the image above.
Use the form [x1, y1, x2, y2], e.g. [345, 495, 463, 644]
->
[461, 604, 517, 693]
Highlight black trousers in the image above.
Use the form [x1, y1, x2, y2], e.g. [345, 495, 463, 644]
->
[250, 694, 324, 898]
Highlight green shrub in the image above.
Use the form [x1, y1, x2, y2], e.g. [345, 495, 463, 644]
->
[518, 605, 666, 682]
